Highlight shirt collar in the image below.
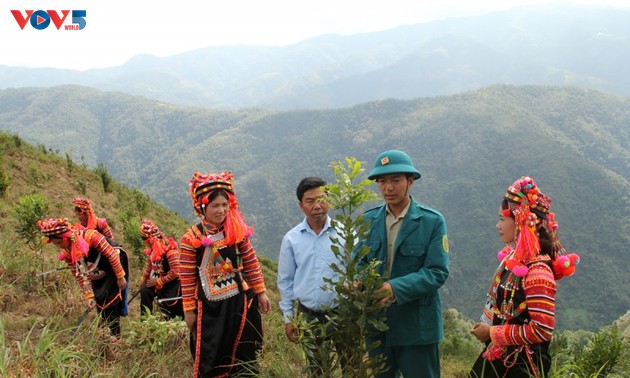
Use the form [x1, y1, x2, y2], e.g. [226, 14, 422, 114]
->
[299, 215, 332, 233]
[386, 198, 411, 220]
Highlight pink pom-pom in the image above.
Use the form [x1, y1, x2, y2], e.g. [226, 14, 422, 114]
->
[557, 255, 570, 268]
[201, 237, 212, 246]
[497, 250, 508, 261]
[512, 265, 529, 277]
[57, 252, 66, 261]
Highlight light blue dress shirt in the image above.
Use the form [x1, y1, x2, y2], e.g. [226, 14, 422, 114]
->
[277, 216, 341, 323]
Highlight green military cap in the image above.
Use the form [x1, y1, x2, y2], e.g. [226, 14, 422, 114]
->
[368, 150, 421, 180]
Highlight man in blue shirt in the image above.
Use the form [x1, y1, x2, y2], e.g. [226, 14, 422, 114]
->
[277, 176, 342, 372]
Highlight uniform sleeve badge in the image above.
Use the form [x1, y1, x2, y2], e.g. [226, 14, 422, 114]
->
[442, 235, 449, 253]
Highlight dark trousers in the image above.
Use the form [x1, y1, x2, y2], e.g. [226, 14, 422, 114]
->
[369, 340, 441, 378]
[99, 303, 121, 337]
[298, 302, 346, 377]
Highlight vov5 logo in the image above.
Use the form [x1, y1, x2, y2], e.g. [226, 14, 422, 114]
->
[11, 10, 87, 30]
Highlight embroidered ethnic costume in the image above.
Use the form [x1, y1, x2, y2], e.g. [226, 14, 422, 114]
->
[73, 197, 115, 239]
[139, 219, 183, 318]
[180, 171, 266, 377]
[38, 218, 129, 338]
[470, 177, 580, 378]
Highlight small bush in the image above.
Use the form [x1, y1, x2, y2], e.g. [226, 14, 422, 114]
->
[65, 152, 74, 172]
[0, 162, 10, 198]
[95, 163, 113, 193]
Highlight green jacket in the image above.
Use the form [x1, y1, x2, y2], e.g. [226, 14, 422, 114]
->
[360, 196, 450, 346]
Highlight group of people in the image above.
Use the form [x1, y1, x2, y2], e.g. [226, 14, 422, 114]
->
[277, 150, 578, 378]
[38, 198, 129, 341]
[37, 149, 579, 377]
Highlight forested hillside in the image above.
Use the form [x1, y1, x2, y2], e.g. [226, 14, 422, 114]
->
[1, 84, 628, 331]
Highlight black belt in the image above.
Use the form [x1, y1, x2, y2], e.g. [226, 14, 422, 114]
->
[298, 302, 327, 317]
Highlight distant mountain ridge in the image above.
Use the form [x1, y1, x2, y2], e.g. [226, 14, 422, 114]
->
[1, 84, 628, 331]
[1, 4, 630, 109]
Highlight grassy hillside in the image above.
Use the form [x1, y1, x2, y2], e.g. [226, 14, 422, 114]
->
[0, 133, 308, 377]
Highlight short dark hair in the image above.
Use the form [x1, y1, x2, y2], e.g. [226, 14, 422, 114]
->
[296, 177, 326, 202]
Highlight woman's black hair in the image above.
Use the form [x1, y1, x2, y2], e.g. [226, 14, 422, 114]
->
[208, 189, 229, 202]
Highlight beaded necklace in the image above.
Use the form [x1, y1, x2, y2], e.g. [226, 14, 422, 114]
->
[492, 245, 527, 323]
[200, 221, 241, 277]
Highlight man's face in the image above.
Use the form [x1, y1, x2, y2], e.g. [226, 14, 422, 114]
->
[299, 187, 329, 226]
[376, 173, 413, 208]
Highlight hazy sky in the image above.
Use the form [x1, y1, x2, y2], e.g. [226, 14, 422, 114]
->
[2, 0, 629, 70]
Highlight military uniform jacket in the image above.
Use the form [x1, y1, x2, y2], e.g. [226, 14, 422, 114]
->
[361, 196, 450, 346]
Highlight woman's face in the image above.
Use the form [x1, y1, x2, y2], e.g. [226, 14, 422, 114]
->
[203, 193, 229, 226]
[74, 207, 88, 226]
[496, 206, 516, 244]
[50, 236, 71, 250]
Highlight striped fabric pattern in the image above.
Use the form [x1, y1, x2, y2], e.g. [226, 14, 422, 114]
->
[491, 261, 556, 346]
[62, 230, 126, 299]
[141, 240, 180, 288]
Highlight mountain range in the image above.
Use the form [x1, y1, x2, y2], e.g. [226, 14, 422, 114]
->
[1, 83, 628, 332]
[1, 4, 630, 109]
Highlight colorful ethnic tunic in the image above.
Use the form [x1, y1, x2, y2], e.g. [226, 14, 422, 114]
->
[180, 222, 266, 378]
[470, 247, 557, 378]
[140, 237, 183, 318]
[75, 217, 115, 240]
[58, 229, 129, 337]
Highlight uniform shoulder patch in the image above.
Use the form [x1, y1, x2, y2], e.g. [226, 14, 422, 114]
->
[442, 234, 449, 253]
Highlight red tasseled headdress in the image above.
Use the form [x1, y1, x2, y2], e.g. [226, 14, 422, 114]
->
[188, 170, 253, 245]
[38, 217, 89, 264]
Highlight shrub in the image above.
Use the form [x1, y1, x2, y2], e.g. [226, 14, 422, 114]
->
[295, 157, 386, 377]
[0, 161, 9, 198]
[13, 193, 49, 280]
[574, 326, 624, 377]
[95, 163, 113, 193]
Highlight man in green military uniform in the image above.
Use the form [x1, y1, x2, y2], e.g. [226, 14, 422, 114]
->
[359, 149, 450, 378]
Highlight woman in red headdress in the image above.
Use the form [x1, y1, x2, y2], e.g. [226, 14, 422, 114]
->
[139, 219, 184, 319]
[469, 177, 580, 378]
[73, 197, 115, 240]
[179, 171, 271, 378]
[37, 218, 129, 341]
